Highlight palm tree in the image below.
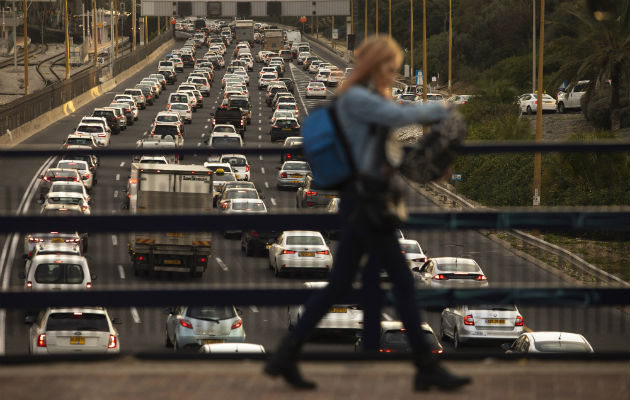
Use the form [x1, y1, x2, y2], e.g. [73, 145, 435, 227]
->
[549, 0, 629, 125]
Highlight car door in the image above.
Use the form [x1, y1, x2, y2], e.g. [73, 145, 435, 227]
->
[268, 234, 283, 267]
[441, 307, 455, 337]
[166, 306, 183, 341]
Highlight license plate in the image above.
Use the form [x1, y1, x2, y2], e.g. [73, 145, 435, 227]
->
[167, 232, 183, 237]
[282, 128, 292, 131]
[51, 238, 65, 243]
[203, 339, 225, 345]
[70, 336, 85, 345]
[299, 252, 315, 257]
[486, 319, 505, 324]
[290, 174, 302, 178]
[329, 307, 347, 313]
[164, 259, 181, 265]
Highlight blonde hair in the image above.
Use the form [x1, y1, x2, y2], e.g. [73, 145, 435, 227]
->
[337, 36, 403, 98]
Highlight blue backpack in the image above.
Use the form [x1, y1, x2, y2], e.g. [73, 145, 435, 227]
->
[301, 101, 357, 189]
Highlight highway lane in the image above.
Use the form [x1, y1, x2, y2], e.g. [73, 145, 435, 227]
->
[0, 35, 628, 356]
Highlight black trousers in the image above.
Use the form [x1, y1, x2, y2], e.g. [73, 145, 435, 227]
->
[290, 179, 431, 354]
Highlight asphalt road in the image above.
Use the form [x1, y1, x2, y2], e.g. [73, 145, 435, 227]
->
[0, 35, 627, 356]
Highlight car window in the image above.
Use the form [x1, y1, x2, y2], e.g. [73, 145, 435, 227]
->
[45, 313, 109, 331]
[213, 174, 236, 182]
[50, 184, 83, 194]
[154, 125, 179, 136]
[34, 263, 84, 284]
[468, 304, 516, 311]
[47, 196, 83, 205]
[225, 190, 258, 199]
[211, 137, 241, 146]
[534, 340, 591, 352]
[400, 243, 421, 253]
[286, 236, 324, 246]
[57, 161, 87, 171]
[222, 157, 246, 166]
[186, 306, 235, 320]
[436, 261, 480, 273]
[231, 201, 265, 211]
[284, 163, 310, 171]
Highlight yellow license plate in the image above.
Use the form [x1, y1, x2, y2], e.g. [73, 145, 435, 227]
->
[70, 336, 85, 345]
[51, 238, 65, 243]
[164, 259, 181, 265]
[290, 180, 301, 183]
[290, 174, 302, 178]
[329, 307, 347, 313]
[300, 252, 315, 257]
[282, 128, 292, 131]
[266, 244, 272, 249]
[486, 319, 505, 324]
[167, 232, 183, 237]
[203, 339, 225, 345]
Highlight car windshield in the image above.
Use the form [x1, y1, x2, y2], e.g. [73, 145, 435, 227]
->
[214, 126, 236, 133]
[57, 162, 86, 171]
[437, 262, 480, 273]
[229, 100, 249, 109]
[214, 174, 236, 182]
[154, 125, 179, 135]
[76, 125, 103, 133]
[275, 119, 298, 128]
[468, 305, 516, 311]
[212, 137, 241, 146]
[45, 313, 109, 331]
[34, 263, 84, 284]
[170, 104, 187, 110]
[66, 138, 93, 145]
[157, 115, 179, 122]
[170, 95, 188, 103]
[534, 341, 591, 353]
[62, 155, 92, 165]
[284, 163, 310, 171]
[222, 157, 246, 166]
[232, 201, 265, 211]
[45, 170, 76, 179]
[225, 190, 258, 199]
[401, 94, 416, 101]
[286, 236, 324, 246]
[400, 243, 421, 253]
[186, 306, 236, 320]
[50, 184, 83, 194]
[47, 196, 83, 205]
[309, 83, 325, 88]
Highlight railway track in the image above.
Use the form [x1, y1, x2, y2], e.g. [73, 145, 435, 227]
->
[35, 51, 66, 86]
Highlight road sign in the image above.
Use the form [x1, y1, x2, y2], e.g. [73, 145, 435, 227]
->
[416, 70, 423, 86]
[97, 57, 105, 65]
[451, 174, 462, 181]
[332, 29, 338, 40]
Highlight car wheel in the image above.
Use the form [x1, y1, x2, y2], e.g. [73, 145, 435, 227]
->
[526, 106, 533, 115]
[165, 330, 173, 347]
[558, 102, 566, 114]
[453, 329, 461, 350]
[439, 318, 447, 341]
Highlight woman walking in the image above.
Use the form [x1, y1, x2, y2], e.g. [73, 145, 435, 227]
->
[265, 36, 471, 392]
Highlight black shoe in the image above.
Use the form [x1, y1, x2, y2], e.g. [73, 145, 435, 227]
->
[414, 365, 471, 392]
[264, 359, 317, 390]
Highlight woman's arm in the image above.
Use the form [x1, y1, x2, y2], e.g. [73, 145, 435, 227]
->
[340, 86, 448, 127]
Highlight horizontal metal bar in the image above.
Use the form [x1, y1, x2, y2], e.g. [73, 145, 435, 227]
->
[0, 141, 628, 157]
[1, 288, 627, 309]
[1, 210, 628, 233]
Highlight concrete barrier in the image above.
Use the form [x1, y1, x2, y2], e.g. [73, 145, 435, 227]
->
[0, 38, 175, 147]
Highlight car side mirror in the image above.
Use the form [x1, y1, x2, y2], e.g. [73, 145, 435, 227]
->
[500, 343, 512, 351]
[112, 317, 122, 325]
[18, 271, 25, 279]
[91, 273, 97, 280]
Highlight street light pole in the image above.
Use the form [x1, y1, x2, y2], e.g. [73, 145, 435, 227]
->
[23, 0, 27, 95]
[532, 0, 536, 93]
[421, 0, 427, 101]
[533, 0, 545, 207]
[64, 0, 70, 79]
[93, 0, 97, 67]
[409, 0, 413, 84]
[388, 0, 391, 38]
[13, 1, 17, 72]
[114, 0, 118, 57]
[375, 0, 378, 36]
[132, 0, 136, 51]
[364, 0, 367, 39]
[448, 0, 452, 96]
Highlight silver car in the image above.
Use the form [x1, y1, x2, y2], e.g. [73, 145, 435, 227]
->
[413, 257, 488, 288]
[503, 332, 594, 353]
[165, 305, 246, 351]
[440, 304, 524, 349]
[277, 161, 311, 190]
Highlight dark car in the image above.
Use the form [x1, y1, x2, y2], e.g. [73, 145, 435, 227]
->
[159, 69, 176, 84]
[278, 78, 295, 93]
[270, 118, 300, 142]
[296, 175, 338, 208]
[135, 85, 154, 105]
[227, 97, 252, 124]
[92, 108, 120, 134]
[354, 322, 443, 354]
[280, 137, 304, 163]
[241, 230, 281, 257]
[180, 54, 196, 68]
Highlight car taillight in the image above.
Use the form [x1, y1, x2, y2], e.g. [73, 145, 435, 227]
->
[305, 191, 317, 196]
[464, 315, 474, 325]
[212, 118, 216, 124]
[107, 334, 117, 349]
[42, 176, 50, 182]
[432, 348, 444, 354]
[286, 154, 292, 160]
[432, 274, 446, 280]
[250, 231, 259, 237]
[84, 173, 90, 179]
[65, 238, 80, 243]
[199, 257, 207, 263]
[179, 319, 193, 329]
[29, 237, 43, 243]
[281, 172, 287, 178]
[245, 165, 250, 172]
[37, 333, 46, 347]
[97, 133, 106, 137]
[86, 282, 92, 288]
[26, 281, 32, 288]
[74, 177, 80, 182]
[316, 250, 329, 255]
[221, 202, 228, 209]
[515, 315, 524, 326]
[231, 320, 242, 330]
[475, 274, 487, 281]
[282, 250, 296, 254]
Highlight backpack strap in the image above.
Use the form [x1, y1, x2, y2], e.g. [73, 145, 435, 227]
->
[329, 99, 358, 177]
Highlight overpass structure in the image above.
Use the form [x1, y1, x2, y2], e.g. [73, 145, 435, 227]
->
[141, 0, 350, 17]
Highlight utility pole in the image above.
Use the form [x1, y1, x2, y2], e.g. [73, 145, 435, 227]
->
[64, 0, 70, 79]
[388, 0, 391, 37]
[448, 0, 452, 96]
[331, 15, 334, 49]
[144, 15, 147, 44]
[114, 0, 118, 57]
[110, 0, 114, 76]
[375, 0, 378, 36]
[13, 0, 16, 71]
[409, 0, 413, 84]
[364, 0, 367, 39]
[93, 0, 97, 66]
[132, 0, 136, 51]
[421, 0, 427, 100]
[22, 0, 27, 95]
[533, 0, 545, 207]
[532, 0, 536, 93]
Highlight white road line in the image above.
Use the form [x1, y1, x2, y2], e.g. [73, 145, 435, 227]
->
[261, 167, 266, 174]
[215, 257, 228, 271]
[264, 181, 269, 188]
[207, 118, 211, 122]
[115, 174, 120, 181]
[111, 235, 118, 246]
[204, 125, 208, 129]
[197, 142, 201, 147]
[258, 113, 262, 116]
[258, 127, 261, 131]
[258, 119, 262, 124]
[249, 305, 260, 313]
[259, 154, 263, 160]
[130, 307, 142, 324]
[201, 133, 206, 138]
[113, 190, 119, 198]
[119, 161, 125, 167]
[270, 198, 277, 206]
[117, 264, 126, 279]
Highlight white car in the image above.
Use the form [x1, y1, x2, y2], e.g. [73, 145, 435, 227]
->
[425, 93, 446, 104]
[412, 257, 488, 288]
[48, 181, 90, 204]
[171, 57, 184, 71]
[42, 192, 91, 216]
[327, 70, 344, 87]
[503, 332, 594, 354]
[399, 239, 427, 265]
[258, 73, 278, 89]
[306, 82, 326, 99]
[23, 253, 94, 290]
[447, 95, 473, 105]
[268, 231, 333, 278]
[220, 154, 250, 181]
[154, 111, 184, 129]
[74, 123, 110, 147]
[288, 282, 364, 332]
[556, 80, 589, 113]
[270, 110, 296, 125]
[29, 307, 120, 354]
[168, 102, 193, 123]
[517, 93, 557, 114]
[56, 160, 94, 189]
[440, 304, 524, 349]
[208, 132, 243, 149]
[315, 69, 331, 84]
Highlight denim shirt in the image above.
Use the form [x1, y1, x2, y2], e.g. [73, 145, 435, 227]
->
[335, 85, 447, 178]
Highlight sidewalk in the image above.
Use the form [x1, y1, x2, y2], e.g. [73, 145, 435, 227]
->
[0, 359, 627, 399]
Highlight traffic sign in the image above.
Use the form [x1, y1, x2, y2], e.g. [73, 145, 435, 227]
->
[416, 70, 423, 86]
[451, 174, 462, 181]
[332, 29, 338, 40]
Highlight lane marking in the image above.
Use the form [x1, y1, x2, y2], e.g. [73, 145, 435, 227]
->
[117, 264, 126, 279]
[130, 307, 142, 324]
[264, 181, 269, 189]
[215, 257, 228, 271]
[113, 190, 119, 198]
[204, 125, 208, 129]
[261, 167, 265, 174]
[197, 142, 201, 147]
[258, 127, 261, 131]
[111, 235, 118, 246]
[271, 198, 277, 206]
[259, 154, 263, 160]
[249, 305, 260, 313]
[115, 174, 120, 181]
[119, 161, 125, 167]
